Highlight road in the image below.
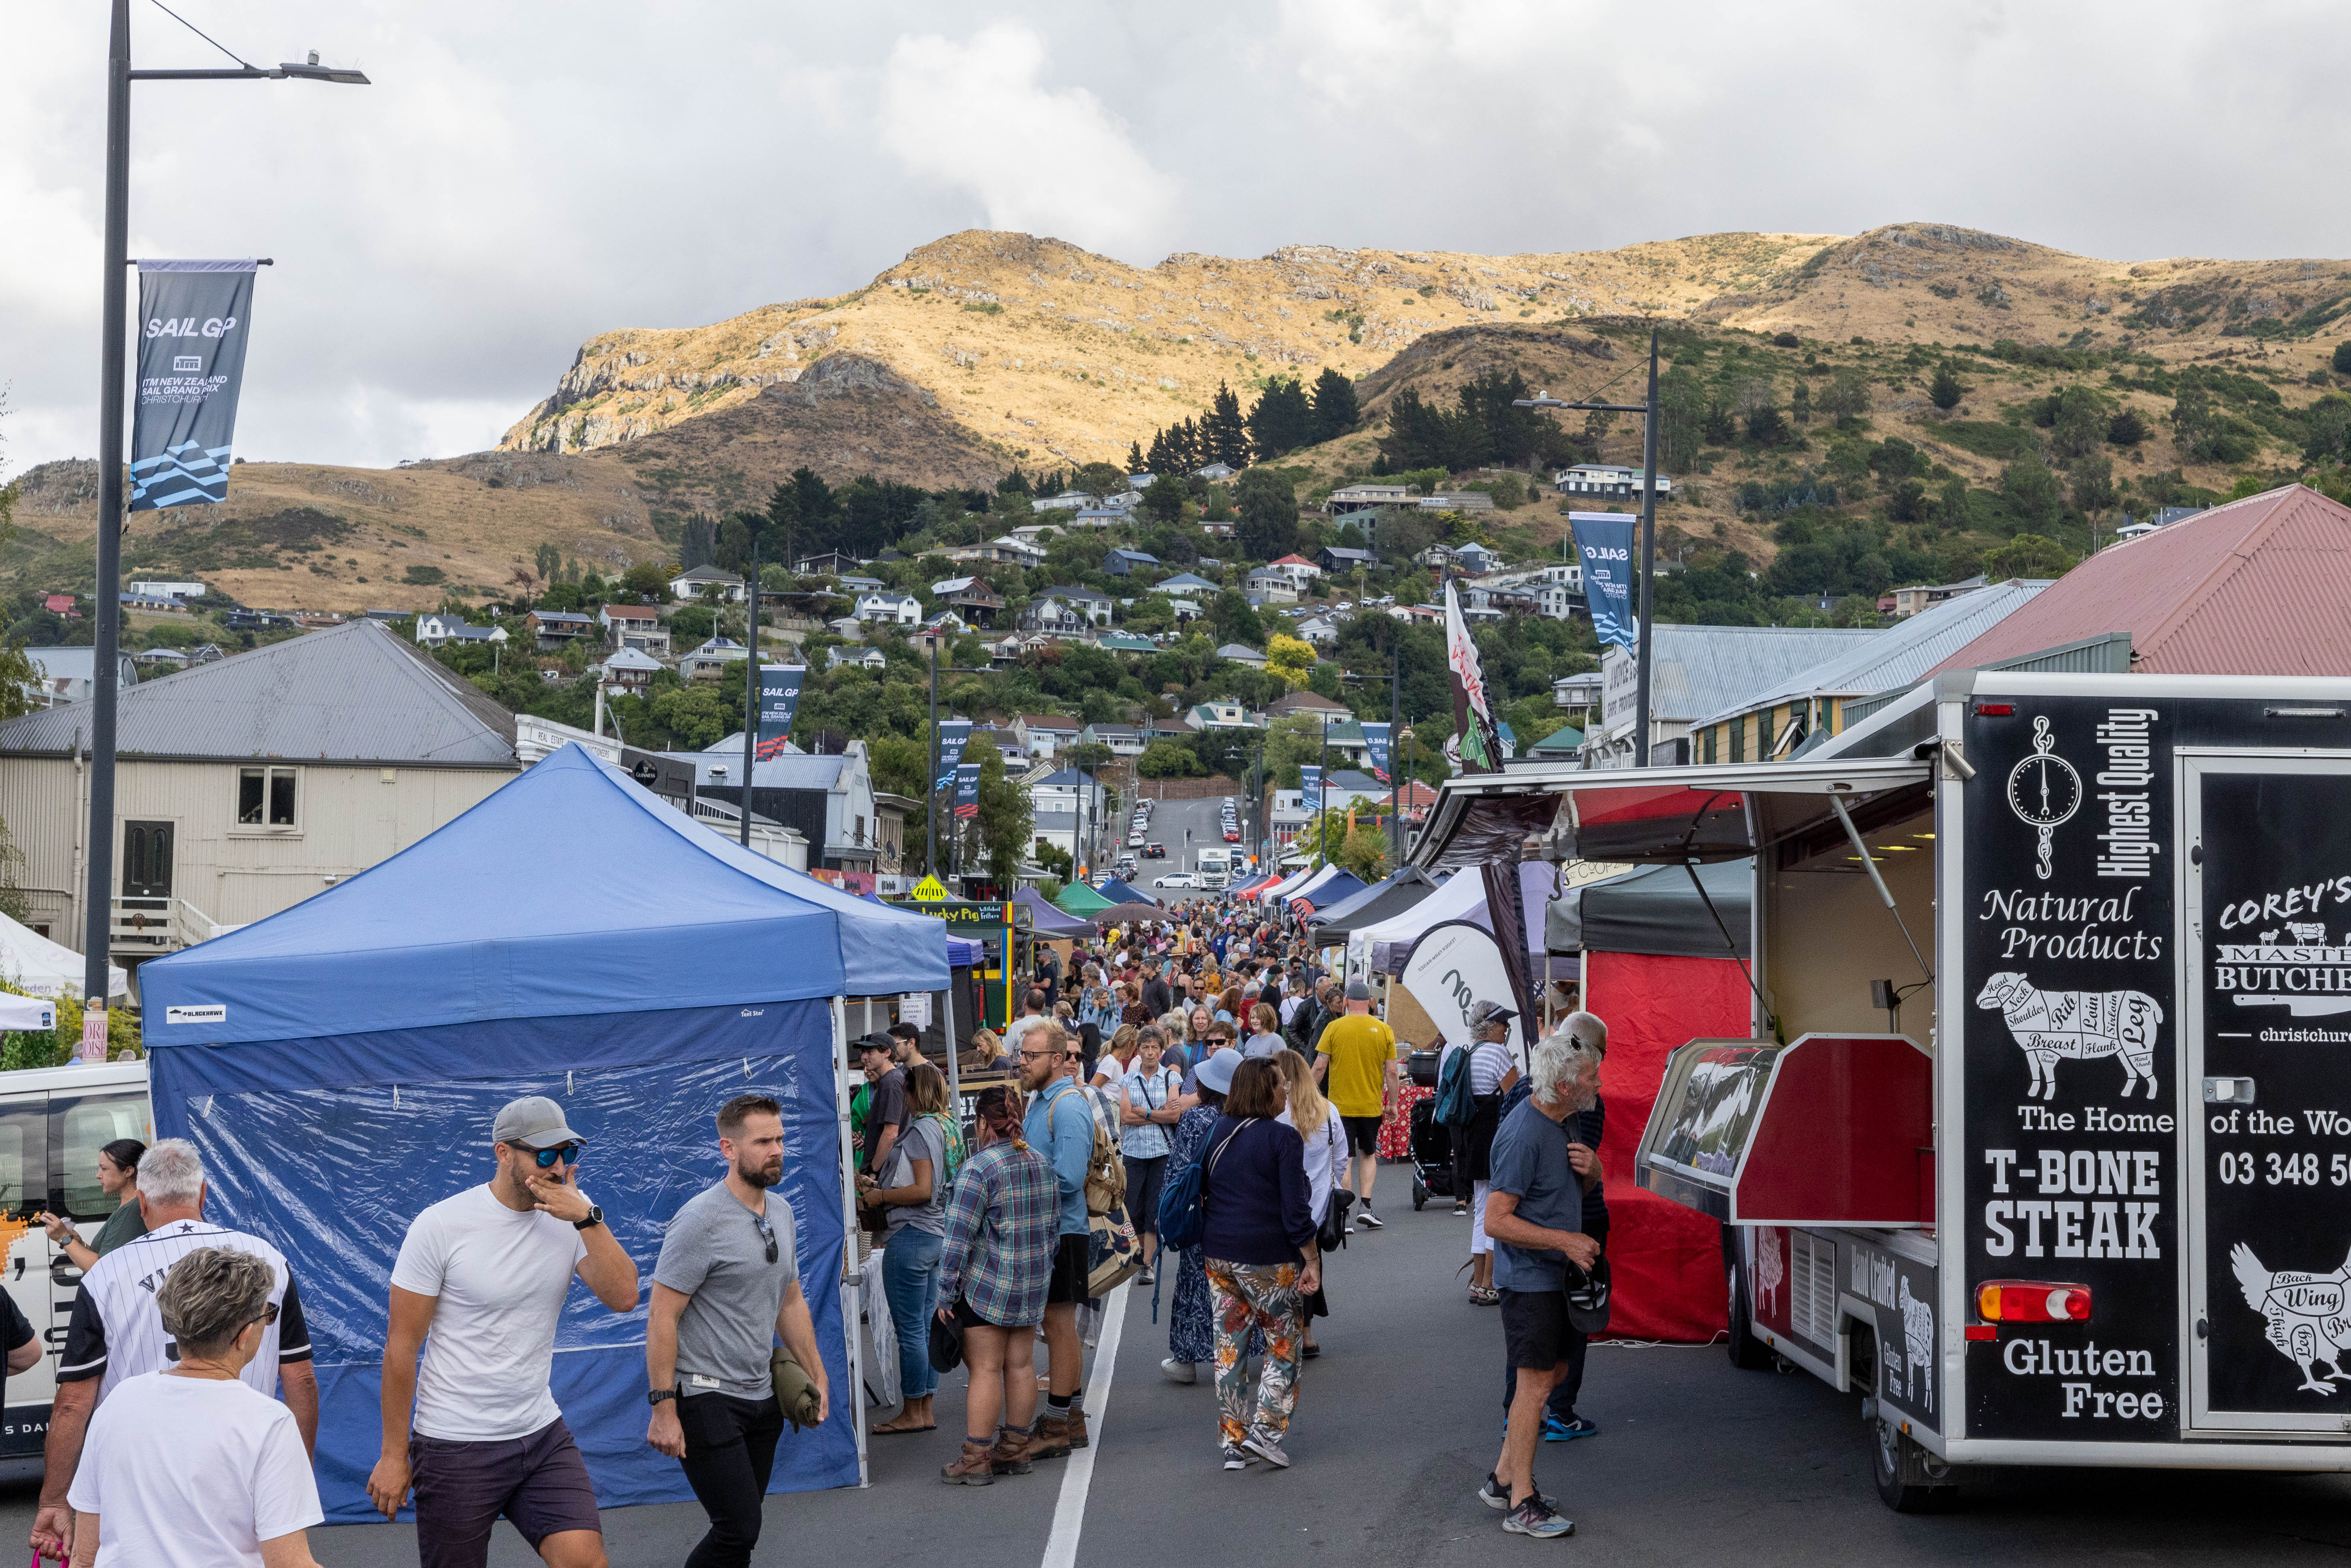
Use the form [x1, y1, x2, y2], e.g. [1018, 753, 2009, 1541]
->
[12, 1189, 2351, 1566]
[1129, 790, 1245, 896]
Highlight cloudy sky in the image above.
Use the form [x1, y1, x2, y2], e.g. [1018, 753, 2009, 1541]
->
[8, 1, 2350, 475]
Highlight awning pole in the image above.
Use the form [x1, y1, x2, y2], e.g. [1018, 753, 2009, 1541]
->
[1827, 796, 1934, 985]
[830, 994, 870, 1486]
[1682, 860, 1773, 1025]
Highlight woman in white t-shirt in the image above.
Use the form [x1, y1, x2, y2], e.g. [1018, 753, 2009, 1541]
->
[68, 1245, 323, 1568]
[1273, 1048, 1343, 1359]
[1462, 1030, 1520, 1305]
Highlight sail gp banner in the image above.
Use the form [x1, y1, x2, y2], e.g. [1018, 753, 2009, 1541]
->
[1570, 512, 1637, 649]
[131, 260, 257, 511]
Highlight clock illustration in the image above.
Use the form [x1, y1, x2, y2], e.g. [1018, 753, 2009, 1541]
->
[2005, 715, 2080, 880]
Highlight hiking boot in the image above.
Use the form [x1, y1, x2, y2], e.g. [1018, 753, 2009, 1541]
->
[1064, 1405, 1090, 1450]
[940, 1439, 996, 1486]
[988, 1429, 1034, 1476]
[1026, 1412, 1075, 1461]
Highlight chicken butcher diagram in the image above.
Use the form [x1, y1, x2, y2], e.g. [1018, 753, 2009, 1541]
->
[2231, 1241, 2351, 1395]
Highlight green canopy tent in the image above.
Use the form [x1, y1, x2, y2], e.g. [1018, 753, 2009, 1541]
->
[1054, 879, 1115, 916]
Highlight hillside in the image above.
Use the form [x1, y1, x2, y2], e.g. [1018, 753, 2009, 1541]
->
[12, 221, 2351, 612]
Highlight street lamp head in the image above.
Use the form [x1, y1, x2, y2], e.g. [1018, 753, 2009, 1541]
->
[275, 57, 370, 84]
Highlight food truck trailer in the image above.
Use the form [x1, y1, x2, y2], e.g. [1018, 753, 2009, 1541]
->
[1414, 668, 2351, 1510]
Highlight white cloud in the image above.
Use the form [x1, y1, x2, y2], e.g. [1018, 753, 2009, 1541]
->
[875, 23, 1177, 264]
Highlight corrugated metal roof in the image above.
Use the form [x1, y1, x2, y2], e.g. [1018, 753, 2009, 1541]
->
[0, 619, 517, 764]
[1931, 485, 2351, 677]
[1607, 625, 1876, 727]
[1691, 578, 2050, 726]
[673, 743, 848, 790]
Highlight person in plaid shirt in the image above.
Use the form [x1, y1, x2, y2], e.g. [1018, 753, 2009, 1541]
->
[934, 1086, 1057, 1486]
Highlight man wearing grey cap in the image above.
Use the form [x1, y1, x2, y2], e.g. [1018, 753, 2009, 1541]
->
[1312, 978, 1399, 1230]
[368, 1096, 641, 1568]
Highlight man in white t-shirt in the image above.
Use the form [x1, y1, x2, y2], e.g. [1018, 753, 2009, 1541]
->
[368, 1096, 641, 1568]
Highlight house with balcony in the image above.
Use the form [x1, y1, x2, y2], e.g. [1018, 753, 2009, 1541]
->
[1266, 554, 1324, 588]
[1074, 723, 1147, 758]
[526, 609, 595, 649]
[1553, 463, 1673, 501]
[1016, 713, 1082, 759]
[1104, 548, 1159, 577]
[1327, 484, 1409, 515]
[1155, 572, 1221, 597]
[669, 564, 747, 604]
[681, 637, 748, 680]
[827, 644, 886, 671]
[1245, 569, 1299, 604]
[601, 646, 663, 691]
[0, 619, 522, 967]
[932, 576, 1006, 624]
[599, 603, 671, 655]
[856, 592, 923, 626]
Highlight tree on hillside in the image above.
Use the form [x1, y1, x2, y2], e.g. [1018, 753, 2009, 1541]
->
[1127, 440, 1146, 472]
[1235, 467, 1299, 561]
[1205, 383, 1252, 470]
[973, 744, 1032, 890]
[1136, 737, 1204, 777]
[622, 562, 671, 602]
[1929, 360, 1965, 410]
[2070, 454, 2118, 517]
[1140, 474, 1191, 524]
[680, 516, 718, 571]
[1982, 532, 2076, 580]
[534, 542, 563, 584]
[1657, 366, 1707, 470]
[1309, 368, 1360, 444]
[1075, 462, 1127, 499]
[1246, 377, 1313, 461]
[2050, 386, 2108, 462]
[1266, 633, 1316, 688]
[1209, 590, 1263, 648]
[1817, 368, 1872, 427]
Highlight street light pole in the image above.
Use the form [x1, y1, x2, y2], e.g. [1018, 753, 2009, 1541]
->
[737, 536, 758, 848]
[1388, 646, 1401, 865]
[82, 1, 369, 1013]
[1513, 324, 1663, 767]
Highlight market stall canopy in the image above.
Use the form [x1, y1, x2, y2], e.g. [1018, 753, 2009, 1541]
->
[1311, 869, 1441, 945]
[1288, 866, 1366, 910]
[139, 744, 949, 1048]
[1096, 879, 1159, 907]
[0, 910, 127, 999]
[1014, 887, 1094, 937]
[0, 994, 56, 1031]
[1053, 880, 1114, 916]
[947, 936, 985, 966]
[1257, 865, 1318, 905]
[1549, 859, 1754, 960]
[1094, 902, 1171, 925]
[1411, 756, 1931, 870]
[1359, 861, 1562, 974]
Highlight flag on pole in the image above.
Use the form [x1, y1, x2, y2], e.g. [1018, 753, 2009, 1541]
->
[953, 763, 980, 820]
[934, 719, 972, 791]
[754, 665, 805, 761]
[1361, 721, 1392, 785]
[1444, 580, 1504, 774]
[1569, 512, 1639, 649]
[131, 260, 258, 511]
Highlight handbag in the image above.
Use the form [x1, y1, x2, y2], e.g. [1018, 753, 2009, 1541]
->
[1086, 1206, 1142, 1297]
[928, 1306, 966, 1374]
[1316, 1119, 1354, 1252]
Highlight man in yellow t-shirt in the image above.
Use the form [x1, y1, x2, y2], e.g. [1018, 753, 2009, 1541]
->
[1313, 980, 1400, 1229]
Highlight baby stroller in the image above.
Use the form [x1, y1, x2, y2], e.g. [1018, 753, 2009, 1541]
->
[1408, 1094, 1456, 1210]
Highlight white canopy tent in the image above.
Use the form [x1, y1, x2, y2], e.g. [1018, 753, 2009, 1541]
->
[0, 994, 56, 1031]
[0, 912, 127, 999]
[1346, 863, 1491, 979]
[1257, 865, 1319, 906]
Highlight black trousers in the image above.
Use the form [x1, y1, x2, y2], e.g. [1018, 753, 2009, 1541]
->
[677, 1391, 786, 1568]
[1503, 1220, 1608, 1421]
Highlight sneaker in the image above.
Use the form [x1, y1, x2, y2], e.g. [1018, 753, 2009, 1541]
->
[1355, 1209, 1385, 1229]
[1161, 1358, 1197, 1385]
[1542, 1414, 1600, 1442]
[1241, 1429, 1291, 1468]
[1136, 1265, 1156, 1285]
[1222, 1443, 1253, 1470]
[1504, 1498, 1574, 1538]
[1479, 1472, 1559, 1512]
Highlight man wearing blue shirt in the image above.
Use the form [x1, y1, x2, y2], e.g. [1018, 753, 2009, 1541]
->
[1020, 1022, 1097, 1460]
[1480, 1030, 1602, 1540]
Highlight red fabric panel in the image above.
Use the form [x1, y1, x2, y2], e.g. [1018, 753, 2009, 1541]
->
[1586, 949, 1749, 1342]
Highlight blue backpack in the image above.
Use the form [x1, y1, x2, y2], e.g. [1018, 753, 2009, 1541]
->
[1158, 1117, 1254, 1253]
[1435, 1046, 1477, 1128]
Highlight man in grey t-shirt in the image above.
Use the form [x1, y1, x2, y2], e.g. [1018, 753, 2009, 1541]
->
[648, 1094, 828, 1568]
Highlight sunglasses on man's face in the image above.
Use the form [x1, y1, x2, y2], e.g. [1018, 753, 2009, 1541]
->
[524, 1142, 582, 1169]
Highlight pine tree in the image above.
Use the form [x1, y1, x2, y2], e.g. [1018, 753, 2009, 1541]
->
[1206, 383, 1252, 469]
[1930, 361, 1964, 411]
[1127, 440, 1146, 472]
[1146, 426, 1176, 474]
[1309, 367, 1360, 444]
[1246, 377, 1313, 461]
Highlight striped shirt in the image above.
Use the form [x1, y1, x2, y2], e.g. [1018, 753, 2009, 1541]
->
[61, 1219, 309, 1404]
[936, 1142, 1057, 1328]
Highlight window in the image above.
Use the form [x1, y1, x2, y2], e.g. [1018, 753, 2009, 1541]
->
[1730, 719, 1745, 764]
[237, 765, 298, 829]
[59, 1095, 148, 1219]
[1703, 727, 1717, 765]
[1758, 709, 1775, 759]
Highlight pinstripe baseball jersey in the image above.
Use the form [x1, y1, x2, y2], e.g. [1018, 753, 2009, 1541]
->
[59, 1219, 311, 1404]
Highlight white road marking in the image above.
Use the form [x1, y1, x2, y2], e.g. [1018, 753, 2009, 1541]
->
[1041, 1279, 1132, 1568]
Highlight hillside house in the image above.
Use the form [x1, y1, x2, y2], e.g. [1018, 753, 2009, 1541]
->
[670, 565, 747, 604]
[1317, 546, 1378, 574]
[1888, 574, 1989, 618]
[1074, 723, 1146, 758]
[1096, 632, 1156, 653]
[414, 614, 508, 649]
[1294, 615, 1341, 646]
[1415, 492, 1498, 515]
[1104, 548, 1159, 577]
[855, 592, 923, 626]
[129, 579, 206, 601]
[25, 649, 137, 709]
[827, 645, 887, 672]
[1030, 491, 1092, 513]
[932, 576, 1006, 623]
[1267, 554, 1323, 587]
[526, 609, 595, 649]
[1453, 542, 1501, 574]
[598, 604, 670, 654]
[681, 637, 748, 681]
[1186, 701, 1260, 730]
[1039, 585, 1113, 626]
[601, 647, 663, 692]
[0, 619, 521, 960]
[1245, 569, 1299, 603]
[1155, 572, 1221, 597]
[1016, 713, 1082, 759]
[1020, 598, 1088, 637]
[794, 551, 865, 576]
[1196, 462, 1236, 480]
[1552, 464, 1673, 500]
[1215, 643, 1267, 668]
[1327, 484, 1409, 515]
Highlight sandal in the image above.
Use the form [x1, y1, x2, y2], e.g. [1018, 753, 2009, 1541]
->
[1470, 1285, 1500, 1305]
[872, 1418, 937, 1435]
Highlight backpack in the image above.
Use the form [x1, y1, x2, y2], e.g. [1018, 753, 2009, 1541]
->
[1054, 1086, 1127, 1217]
[926, 1111, 967, 1187]
[1435, 1044, 1477, 1129]
[1158, 1117, 1254, 1253]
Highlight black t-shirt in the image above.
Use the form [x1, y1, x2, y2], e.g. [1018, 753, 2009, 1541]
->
[861, 1066, 908, 1170]
[1141, 976, 1172, 1017]
[0, 1291, 31, 1403]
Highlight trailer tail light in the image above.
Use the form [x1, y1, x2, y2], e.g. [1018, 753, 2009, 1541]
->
[1974, 702, 2014, 717]
[1976, 1281, 2091, 1323]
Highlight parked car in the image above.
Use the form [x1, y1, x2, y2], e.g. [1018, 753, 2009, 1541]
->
[1156, 871, 1199, 888]
[1144, 842, 1168, 859]
[1223, 829, 1240, 843]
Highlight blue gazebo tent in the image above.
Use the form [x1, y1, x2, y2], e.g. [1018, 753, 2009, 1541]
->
[141, 745, 947, 1520]
[1013, 885, 1094, 937]
[1096, 878, 1159, 907]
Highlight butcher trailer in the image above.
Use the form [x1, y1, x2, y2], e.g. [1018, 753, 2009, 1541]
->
[1413, 669, 2351, 1510]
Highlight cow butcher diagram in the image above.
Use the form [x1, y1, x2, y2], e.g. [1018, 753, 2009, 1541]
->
[1895, 1276, 1934, 1407]
[1976, 971, 2163, 1100]
[2231, 1241, 2351, 1395]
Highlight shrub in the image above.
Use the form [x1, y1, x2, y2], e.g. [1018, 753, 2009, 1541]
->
[1771, 332, 1800, 348]
[2108, 408, 2147, 446]
[2335, 342, 2351, 374]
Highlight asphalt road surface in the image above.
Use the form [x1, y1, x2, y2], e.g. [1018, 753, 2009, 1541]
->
[12, 1187, 2351, 1566]
[1130, 789, 1246, 895]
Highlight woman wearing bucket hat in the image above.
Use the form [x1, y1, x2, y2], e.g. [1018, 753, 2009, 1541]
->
[1160, 1046, 1243, 1385]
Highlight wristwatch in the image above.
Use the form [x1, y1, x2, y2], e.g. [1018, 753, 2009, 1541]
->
[648, 1389, 677, 1407]
[575, 1204, 604, 1232]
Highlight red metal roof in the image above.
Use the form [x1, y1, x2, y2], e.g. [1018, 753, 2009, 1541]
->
[1929, 485, 2351, 677]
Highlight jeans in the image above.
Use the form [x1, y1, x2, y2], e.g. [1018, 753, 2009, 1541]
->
[676, 1391, 785, 1568]
[882, 1226, 944, 1401]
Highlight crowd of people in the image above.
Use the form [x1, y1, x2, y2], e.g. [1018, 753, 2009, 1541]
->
[20, 885, 1615, 1561]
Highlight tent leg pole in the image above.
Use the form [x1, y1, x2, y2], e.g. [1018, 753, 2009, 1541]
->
[831, 995, 870, 1486]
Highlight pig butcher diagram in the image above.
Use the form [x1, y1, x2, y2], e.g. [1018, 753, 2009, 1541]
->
[2231, 1241, 2351, 1395]
[1975, 972, 2163, 1100]
[1897, 1275, 1934, 1407]
[1753, 1228, 1785, 1319]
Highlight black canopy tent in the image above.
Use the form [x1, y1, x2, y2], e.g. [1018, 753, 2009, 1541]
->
[1547, 857, 1755, 960]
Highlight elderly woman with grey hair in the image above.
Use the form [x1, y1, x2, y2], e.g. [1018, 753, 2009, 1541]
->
[66, 1246, 324, 1567]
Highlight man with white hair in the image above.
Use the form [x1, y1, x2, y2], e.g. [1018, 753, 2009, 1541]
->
[1477, 1027, 1603, 1539]
[33, 1138, 316, 1563]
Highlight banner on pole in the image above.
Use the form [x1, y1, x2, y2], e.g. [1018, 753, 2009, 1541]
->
[1570, 512, 1639, 650]
[934, 719, 973, 791]
[755, 665, 804, 761]
[953, 763, 980, 820]
[1361, 722, 1392, 785]
[1398, 919, 1537, 1060]
[1301, 765, 1323, 815]
[131, 260, 258, 511]
[1443, 580, 1504, 775]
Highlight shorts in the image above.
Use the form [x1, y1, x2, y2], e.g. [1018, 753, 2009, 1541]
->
[1046, 1231, 1092, 1305]
[409, 1417, 600, 1566]
[1499, 1287, 1575, 1373]
[1341, 1115, 1383, 1158]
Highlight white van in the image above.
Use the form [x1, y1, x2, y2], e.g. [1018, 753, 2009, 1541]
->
[0, 1060, 152, 1458]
